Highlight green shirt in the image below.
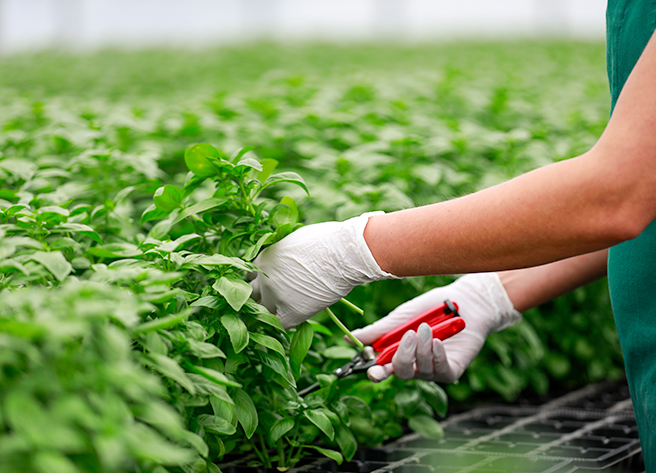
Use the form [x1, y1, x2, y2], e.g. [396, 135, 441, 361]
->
[606, 1, 656, 470]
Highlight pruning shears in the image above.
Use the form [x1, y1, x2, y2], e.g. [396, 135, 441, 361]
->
[299, 300, 465, 396]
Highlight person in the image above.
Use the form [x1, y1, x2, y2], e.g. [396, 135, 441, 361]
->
[250, 1, 656, 469]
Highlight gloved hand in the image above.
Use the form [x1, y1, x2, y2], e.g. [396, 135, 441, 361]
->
[250, 212, 399, 329]
[351, 273, 522, 383]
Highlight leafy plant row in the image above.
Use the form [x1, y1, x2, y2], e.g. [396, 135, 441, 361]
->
[0, 138, 447, 473]
[0, 42, 623, 472]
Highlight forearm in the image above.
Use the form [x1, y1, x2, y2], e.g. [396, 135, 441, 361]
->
[497, 249, 608, 312]
[364, 29, 656, 278]
[364, 153, 625, 276]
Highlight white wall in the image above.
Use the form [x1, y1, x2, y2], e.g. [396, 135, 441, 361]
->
[0, 0, 607, 54]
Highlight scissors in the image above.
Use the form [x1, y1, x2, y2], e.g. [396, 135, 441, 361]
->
[299, 299, 465, 396]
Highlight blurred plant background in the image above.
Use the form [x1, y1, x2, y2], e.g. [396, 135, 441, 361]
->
[0, 1, 625, 471]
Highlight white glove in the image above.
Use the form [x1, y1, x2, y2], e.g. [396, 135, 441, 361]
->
[351, 273, 522, 383]
[250, 212, 399, 329]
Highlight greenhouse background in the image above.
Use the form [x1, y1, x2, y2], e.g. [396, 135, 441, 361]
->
[0, 1, 643, 472]
[0, 0, 606, 53]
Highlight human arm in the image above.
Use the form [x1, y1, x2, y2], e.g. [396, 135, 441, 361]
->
[498, 248, 608, 312]
[363, 29, 656, 277]
[252, 30, 656, 326]
[360, 249, 608, 382]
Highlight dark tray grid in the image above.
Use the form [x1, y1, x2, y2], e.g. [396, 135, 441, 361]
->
[219, 381, 644, 473]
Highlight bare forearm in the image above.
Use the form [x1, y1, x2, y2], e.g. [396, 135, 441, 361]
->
[497, 249, 608, 312]
[364, 153, 625, 276]
[364, 30, 656, 278]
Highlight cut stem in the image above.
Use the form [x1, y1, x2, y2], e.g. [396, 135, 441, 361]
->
[339, 298, 364, 315]
[325, 307, 364, 350]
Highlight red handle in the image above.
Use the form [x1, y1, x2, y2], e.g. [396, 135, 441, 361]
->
[371, 301, 459, 352]
[375, 317, 466, 366]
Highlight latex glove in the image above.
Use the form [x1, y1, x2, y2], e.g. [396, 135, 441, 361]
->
[250, 212, 399, 329]
[351, 273, 521, 383]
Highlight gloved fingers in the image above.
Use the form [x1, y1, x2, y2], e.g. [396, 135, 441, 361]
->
[392, 330, 417, 380]
[415, 323, 434, 377]
[430, 338, 459, 383]
[367, 363, 394, 382]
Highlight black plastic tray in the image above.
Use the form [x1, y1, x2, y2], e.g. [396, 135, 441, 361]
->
[219, 381, 644, 473]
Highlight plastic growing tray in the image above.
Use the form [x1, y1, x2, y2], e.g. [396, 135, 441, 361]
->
[220, 381, 644, 473]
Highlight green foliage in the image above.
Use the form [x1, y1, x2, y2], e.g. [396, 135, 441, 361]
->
[0, 40, 623, 471]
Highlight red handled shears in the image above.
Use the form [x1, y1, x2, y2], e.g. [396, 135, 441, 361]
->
[299, 300, 465, 396]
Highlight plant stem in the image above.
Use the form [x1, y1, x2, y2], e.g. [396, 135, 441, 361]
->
[325, 307, 364, 350]
[339, 298, 364, 315]
[259, 435, 272, 468]
[248, 437, 269, 467]
[277, 439, 286, 469]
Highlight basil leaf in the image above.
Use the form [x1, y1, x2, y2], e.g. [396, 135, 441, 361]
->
[185, 143, 222, 177]
[234, 389, 258, 439]
[290, 322, 313, 379]
[213, 275, 252, 312]
[304, 409, 334, 441]
[220, 313, 249, 353]
[250, 332, 285, 357]
[153, 184, 182, 211]
[408, 415, 444, 440]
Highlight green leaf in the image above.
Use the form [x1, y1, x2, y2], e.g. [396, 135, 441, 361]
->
[242, 300, 285, 331]
[211, 396, 236, 422]
[191, 296, 222, 310]
[198, 254, 258, 272]
[230, 145, 256, 164]
[220, 313, 249, 353]
[197, 414, 237, 436]
[172, 197, 229, 225]
[132, 309, 192, 335]
[269, 417, 294, 444]
[242, 232, 274, 261]
[146, 354, 196, 395]
[53, 223, 102, 244]
[86, 242, 142, 259]
[126, 424, 196, 465]
[256, 158, 278, 183]
[187, 340, 226, 359]
[28, 251, 72, 281]
[259, 354, 296, 388]
[271, 196, 298, 227]
[394, 390, 421, 417]
[408, 415, 444, 440]
[180, 430, 209, 458]
[417, 380, 448, 418]
[307, 320, 333, 336]
[262, 171, 309, 195]
[213, 275, 252, 311]
[268, 222, 294, 244]
[153, 185, 183, 211]
[187, 374, 234, 401]
[322, 346, 358, 359]
[250, 332, 285, 357]
[290, 322, 314, 379]
[33, 452, 80, 473]
[303, 445, 342, 464]
[156, 233, 200, 253]
[185, 143, 221, 177]
[304, 409, 334, 440]
[234, 389, 258, 439]
[335, 424, 358, 462]
[187, 364, 241, 388]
